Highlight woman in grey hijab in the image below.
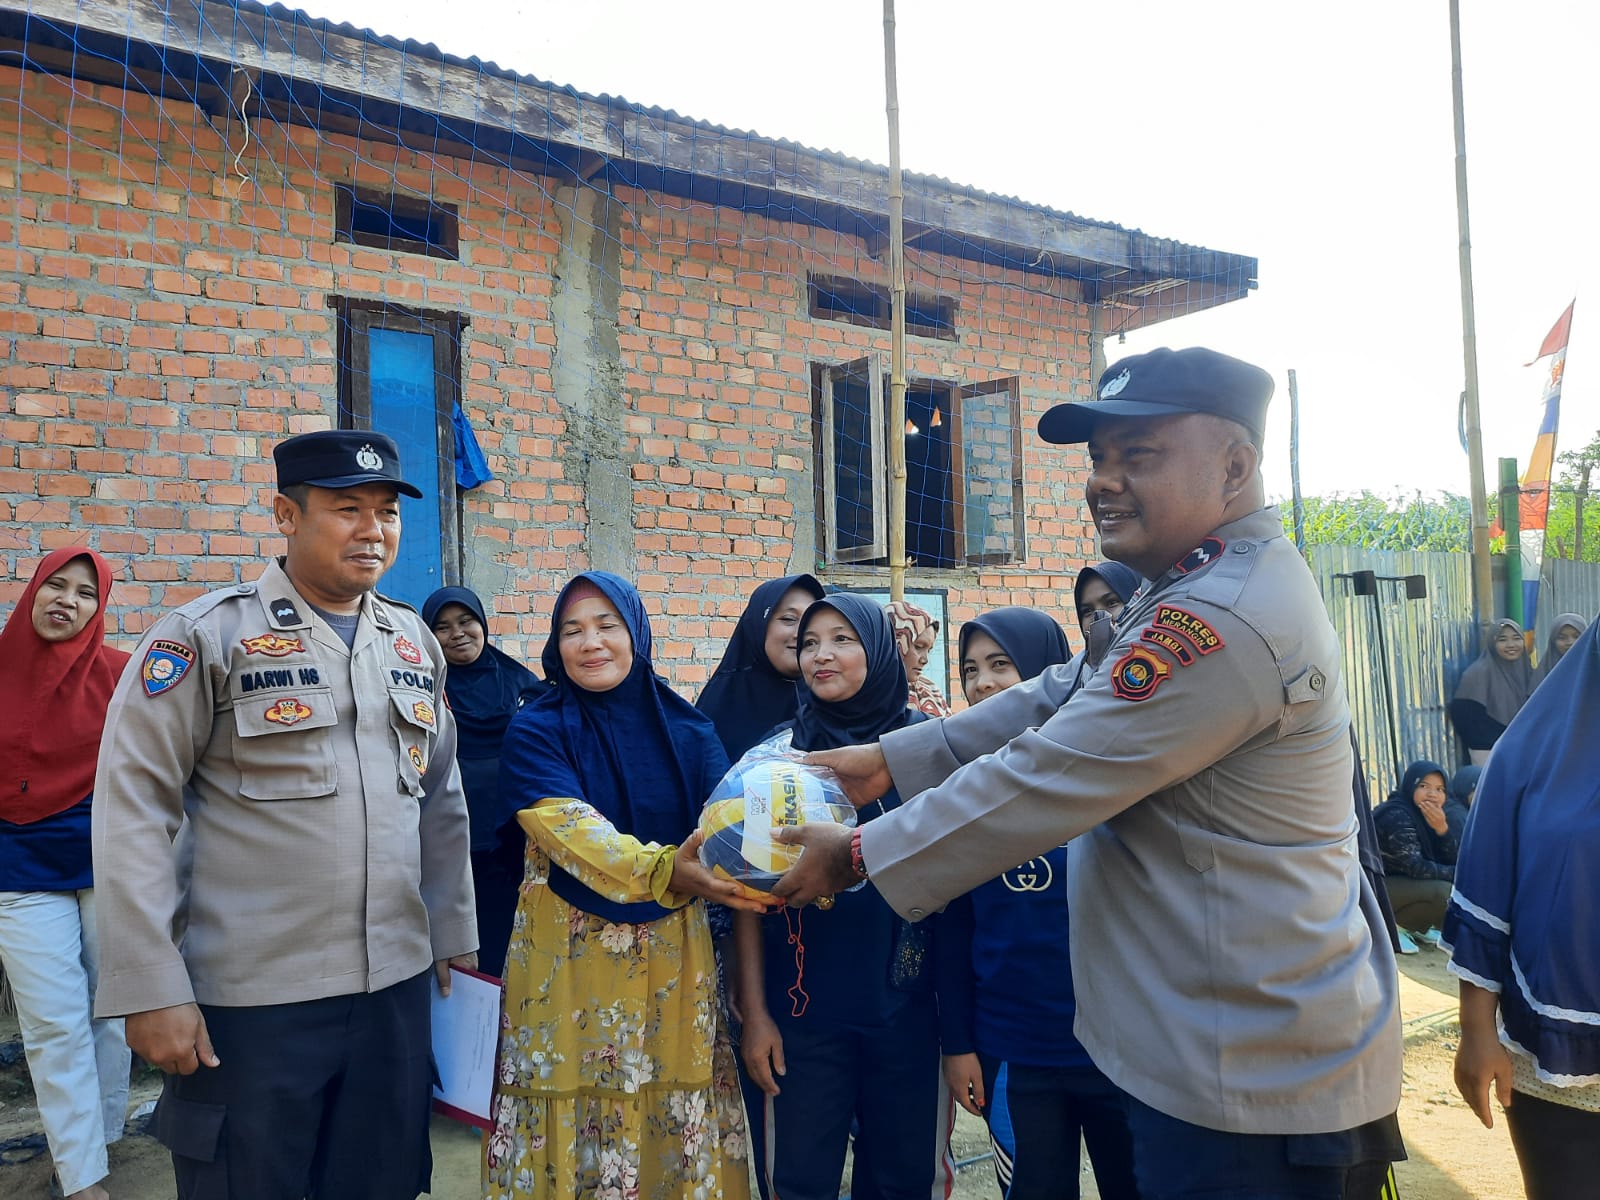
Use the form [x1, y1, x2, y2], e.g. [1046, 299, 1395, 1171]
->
[1535, 612, 1589, 686]
[1450, 618, 1535, 764]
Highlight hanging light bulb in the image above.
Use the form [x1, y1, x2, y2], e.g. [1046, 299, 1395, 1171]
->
[905, 417, 920, 436]
[930, 406, 943, 429]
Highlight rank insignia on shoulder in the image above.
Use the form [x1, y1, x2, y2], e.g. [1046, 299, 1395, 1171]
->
[408, 745, 427, 773]
[241, 633, 304, 657]
[141, 640, 196, 697]
[412, 699, 435, 727]
[393, 634, 423, 664]
[269, 598, 304, 626]
[1173, 537, 1225, 575]
[1153, 605, 1225, 657]
[1110, 645, 1173, 702]
[264, 698, 313, 726]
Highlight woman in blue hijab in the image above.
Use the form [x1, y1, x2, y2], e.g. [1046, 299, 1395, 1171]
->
[942, 606, 1138, 1200]
[422, 586, 546, 976]
[733, 594, 947, 1200]
[485, 572, 768, 1200]
[1445, 617, 1600, 1198]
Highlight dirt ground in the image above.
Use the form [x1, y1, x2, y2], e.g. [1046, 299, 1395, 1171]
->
[0, 949, 1527, 1199]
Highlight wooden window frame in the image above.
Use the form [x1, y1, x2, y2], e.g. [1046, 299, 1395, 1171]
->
[335, 299, 468, 586]
[954, 377, 1026, 566]
[333, 183, 460, 261]
[808, 273, 958, 341]
[814, 358, 1024, 568]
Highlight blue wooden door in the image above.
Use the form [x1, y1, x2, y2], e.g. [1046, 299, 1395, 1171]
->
[366, 326, 444, 607]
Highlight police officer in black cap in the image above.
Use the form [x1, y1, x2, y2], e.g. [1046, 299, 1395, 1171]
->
[776, 347, 1407, 1199]
[93, 429, 477, 1200]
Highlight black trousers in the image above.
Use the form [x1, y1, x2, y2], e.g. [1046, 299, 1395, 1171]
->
[977, 1054, 1138, 1200]
[1124, 1096, 1401, 1200]
[154, 969, 434, 1200]
[758, 998, 941, 1200]
[1506, 1089, 1600, 1200]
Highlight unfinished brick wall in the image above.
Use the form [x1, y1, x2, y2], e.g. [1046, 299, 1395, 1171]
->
[1, 62, 1104, 703]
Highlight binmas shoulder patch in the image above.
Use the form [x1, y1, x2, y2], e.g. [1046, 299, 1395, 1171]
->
[1110, 644, 1173, 702]
[142, 640, 196, 697]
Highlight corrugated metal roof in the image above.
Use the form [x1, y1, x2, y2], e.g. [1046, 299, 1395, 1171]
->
[192, 0, 1193, 251]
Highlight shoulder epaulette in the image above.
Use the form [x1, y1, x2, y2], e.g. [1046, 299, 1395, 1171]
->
[163, 581, 260, 625]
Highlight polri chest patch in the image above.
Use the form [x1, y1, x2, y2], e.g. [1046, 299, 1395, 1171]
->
[264, 697, 314, 726]
[393, 634, 423, 664]
[241, 633, 305, 657]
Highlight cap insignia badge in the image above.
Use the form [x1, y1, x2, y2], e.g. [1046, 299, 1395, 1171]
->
[1100, 368, 1132, 399]
[355, 444, 383, 471]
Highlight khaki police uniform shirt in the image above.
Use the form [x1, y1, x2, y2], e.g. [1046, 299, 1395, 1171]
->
[92, 559, 477, 1015]
[869, 507, 1401, 1136]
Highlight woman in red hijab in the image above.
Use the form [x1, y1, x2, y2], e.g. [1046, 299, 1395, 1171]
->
[0, 548, 132, 1200]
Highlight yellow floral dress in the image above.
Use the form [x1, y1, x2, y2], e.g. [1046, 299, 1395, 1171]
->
[484, 798, 751, 1200]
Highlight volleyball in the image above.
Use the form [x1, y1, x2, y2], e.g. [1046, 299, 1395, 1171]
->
[698, 755, 855, 892]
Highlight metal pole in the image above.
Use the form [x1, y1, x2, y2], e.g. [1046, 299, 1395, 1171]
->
[1288, 369, 1306, 556]
[1500, 457, 1523, 625]
[883, 0, 908, 603]
[1369, 589, 1403, 769]
[1450, 0, 1494, 628]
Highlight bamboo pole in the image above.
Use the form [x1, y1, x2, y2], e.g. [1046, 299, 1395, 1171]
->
[1288, 369, 1306, 556]
[883, 0, 907, 602]
[1449, 0, 1494, 628]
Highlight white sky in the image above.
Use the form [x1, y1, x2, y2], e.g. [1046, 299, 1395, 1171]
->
[311, 0, 1598, 503]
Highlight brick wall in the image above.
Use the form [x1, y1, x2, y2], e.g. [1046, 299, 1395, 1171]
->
[1, 63, 1105, 704]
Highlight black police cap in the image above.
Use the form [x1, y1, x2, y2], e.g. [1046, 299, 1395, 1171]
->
[1037, 347, 1274, 445]
[273, 430, 424, 498]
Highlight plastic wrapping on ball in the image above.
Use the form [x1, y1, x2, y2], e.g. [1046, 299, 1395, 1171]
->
[697, 738, 856, 894]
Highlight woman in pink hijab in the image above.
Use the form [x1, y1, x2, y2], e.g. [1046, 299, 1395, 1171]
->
[885, 599, 952, 716]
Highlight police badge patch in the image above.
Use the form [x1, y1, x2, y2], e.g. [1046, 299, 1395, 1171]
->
[141, 640, 196, 697]
[393, 635, 423, 664]
[1110, 645, 1173, 702]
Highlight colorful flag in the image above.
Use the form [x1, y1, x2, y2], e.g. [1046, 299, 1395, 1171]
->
[1517, 300, 1576, 628]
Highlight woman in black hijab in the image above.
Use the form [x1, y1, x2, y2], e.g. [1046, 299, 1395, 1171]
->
[423, 586, 547, 976]
[697, 573, 825, 759]
[733, 594, 946, 1200]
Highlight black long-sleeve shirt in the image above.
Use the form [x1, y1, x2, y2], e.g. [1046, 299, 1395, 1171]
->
[1373, 799, 1464, 882]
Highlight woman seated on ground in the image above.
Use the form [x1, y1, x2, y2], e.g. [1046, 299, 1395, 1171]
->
[422, 586, 547, 978]
[1534, 612, 1588, 685]
[736, 594, 946, 1200]
[886, 598, 951, 716]
[1446, 618, 1600, 1199]
[942, 606, 1138, 1200]
[0, 549, 132, 1200]
[485, 572, 768, 1200]
[1449, 618, 1534, 764]
[1374, 759, 1463, 954]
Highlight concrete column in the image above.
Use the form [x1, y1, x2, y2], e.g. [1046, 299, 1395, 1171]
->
[551, 183, 632, 575]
